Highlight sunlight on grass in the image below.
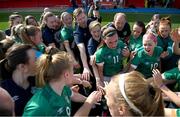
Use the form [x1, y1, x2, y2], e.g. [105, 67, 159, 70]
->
[0, 12, 179, 30]
[0, 22, 8, 30]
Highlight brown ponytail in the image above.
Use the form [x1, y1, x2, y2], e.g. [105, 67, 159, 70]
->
[5, 44, 32, 72]
[145, 84, 164, 116]
[19, 25, 40, 50]
[108, 71, 164, 116]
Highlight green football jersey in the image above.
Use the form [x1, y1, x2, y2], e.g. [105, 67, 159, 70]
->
[129, 35, 143, 51]
[164, 67, 180, 91]
[61, 26, 74, 43]
[37, 43, 46, 53]
[131, 46, 163, 78]
[177, 109, 180, 117]
[96, 40, 126, 76]
[157, 35, 173, 56]
[23, 85, 72, 116]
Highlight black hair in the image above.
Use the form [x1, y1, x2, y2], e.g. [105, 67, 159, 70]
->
[134, 21, 146, 35]
[5, 44, 33, 72]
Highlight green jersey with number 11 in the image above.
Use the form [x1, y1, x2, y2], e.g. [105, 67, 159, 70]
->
[96, 40, 126, 76]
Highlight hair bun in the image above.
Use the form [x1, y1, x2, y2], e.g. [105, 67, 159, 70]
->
[161, 16, 171, 22]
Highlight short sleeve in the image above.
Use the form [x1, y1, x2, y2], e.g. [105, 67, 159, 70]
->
[163, 68, 179, 80]
[155, 46, 163, 56]
[167, 39, 173, 56]
[177, 109, 180, 117]
[61, 29, 69, 42]
[95, 48, 104, 64]
[23, 102, 42, 116]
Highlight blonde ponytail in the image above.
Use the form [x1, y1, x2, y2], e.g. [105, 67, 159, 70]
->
[36, 54, 51, 87]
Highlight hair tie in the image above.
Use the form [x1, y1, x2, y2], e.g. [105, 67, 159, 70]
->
[46, 47, 54, 62]
[148, 84, 156, 97]
[4, 59, 13, 72]
[119, 75, 143, 116]
[46, 54, 52, 62]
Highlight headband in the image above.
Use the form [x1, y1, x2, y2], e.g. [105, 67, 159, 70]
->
[119, 75, 143, 116]
[102, 28, 117, 39]
[143, 33, 157, 43]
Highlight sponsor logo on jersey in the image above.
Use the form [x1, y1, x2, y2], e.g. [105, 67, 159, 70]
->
[56, 107, 71, 116]
[145, 62, 150, 65]
[65, 96, 70, 104]
[12, 95, 19, 101]
[57, 107, 64, 115]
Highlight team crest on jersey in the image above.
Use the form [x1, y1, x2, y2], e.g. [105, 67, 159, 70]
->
[123, 31, 127, 36]
[145, 62, 150, 65]
[107, 55, 112, 59]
